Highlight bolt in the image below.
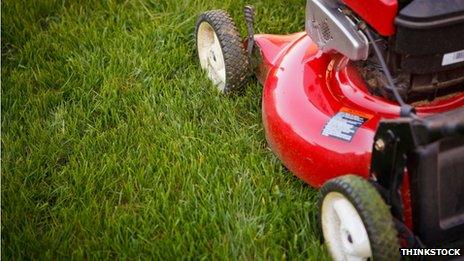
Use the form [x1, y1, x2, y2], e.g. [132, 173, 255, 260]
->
[374, 139, 385, 151]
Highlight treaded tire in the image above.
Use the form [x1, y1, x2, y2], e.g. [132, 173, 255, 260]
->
[319, 175, 400, 261]
[195, 10, 249, 93]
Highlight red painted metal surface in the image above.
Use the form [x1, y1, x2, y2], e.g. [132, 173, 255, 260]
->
[342, 0, 398, 36]
[256, 32, 464, 189]
[253, 33, 305, 83]
[255, 32, 464, 229]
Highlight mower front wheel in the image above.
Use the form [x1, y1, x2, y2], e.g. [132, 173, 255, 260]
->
[195, 10, 249, 94]
[319, 175, 400, 261]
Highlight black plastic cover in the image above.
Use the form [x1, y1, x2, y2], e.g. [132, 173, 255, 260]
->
[408, 137, 464, 248]
[394, 0, 464, 73]
[397, 0, 464, 28]
[372, 108, 464, 249]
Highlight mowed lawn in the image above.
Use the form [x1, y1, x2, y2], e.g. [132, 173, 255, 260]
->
[2, 0, 328, 259]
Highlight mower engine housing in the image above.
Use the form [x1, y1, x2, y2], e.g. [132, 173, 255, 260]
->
[395, 0, 464, 74]
[305, 0, 369, 61]
[306, 0, 464, 102]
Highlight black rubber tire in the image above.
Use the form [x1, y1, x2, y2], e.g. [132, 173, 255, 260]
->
[195, 10, 249, 93]
[319, 175, 400, 261]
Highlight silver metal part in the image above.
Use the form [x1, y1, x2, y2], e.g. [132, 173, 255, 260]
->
[305, 0, 369, 61]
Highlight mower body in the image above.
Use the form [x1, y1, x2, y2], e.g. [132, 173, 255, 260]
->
[254, 32, 464, 188]
[252, 0, 464, 249]
[194, 0, 464, 255]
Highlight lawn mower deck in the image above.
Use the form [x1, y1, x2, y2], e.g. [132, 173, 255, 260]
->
[195, 0, 464, 259]
[254, 32, 464, 187]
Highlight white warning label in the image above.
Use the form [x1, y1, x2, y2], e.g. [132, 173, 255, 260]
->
[322, 112, 367, 142]
[442, 49, 464, 66]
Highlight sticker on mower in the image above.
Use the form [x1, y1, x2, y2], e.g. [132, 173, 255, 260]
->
[322, 112, 367, 142]
[442, 49, 464, 66]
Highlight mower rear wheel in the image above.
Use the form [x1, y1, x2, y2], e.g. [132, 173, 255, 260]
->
[195, 10, 249, 93]
[319, 175, 400, 261]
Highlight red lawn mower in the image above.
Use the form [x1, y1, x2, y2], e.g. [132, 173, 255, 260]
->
[195, 0, 464, 259]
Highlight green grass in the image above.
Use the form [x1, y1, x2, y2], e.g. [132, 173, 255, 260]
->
[2, 0, 328, 259]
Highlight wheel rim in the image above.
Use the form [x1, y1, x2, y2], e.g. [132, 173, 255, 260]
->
[321, 192, 373, 261]
[197, 21, 226, 91]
